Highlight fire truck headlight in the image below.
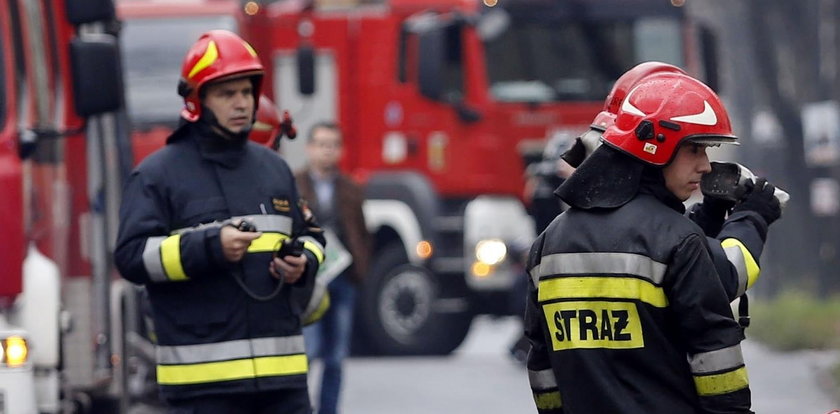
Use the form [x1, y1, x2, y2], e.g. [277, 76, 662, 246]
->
[475, 239, 507, 266]
[416, 240, 433, 259]
[3, 336, 28, 367]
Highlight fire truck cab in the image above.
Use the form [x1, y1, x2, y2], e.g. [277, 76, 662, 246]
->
[240, 0, 713, 355]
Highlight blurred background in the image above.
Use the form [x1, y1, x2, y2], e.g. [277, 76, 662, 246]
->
[5, 0, 840, 412]
[691, 0, 840, 298]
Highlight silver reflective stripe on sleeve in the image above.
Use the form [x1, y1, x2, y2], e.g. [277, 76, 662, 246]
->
[531, 252, 668, 286]
[156, 335, 306, 365]
[688, 344, 745, 374]
[528, 368, 558, 390]
[723, 244, 750, 297]
[142, 236, 168, 283]
[298, 235, 326, 264]
[529, 264, 541, 288]
[247, 215, 293, 234]
[171, 214, 293, 235]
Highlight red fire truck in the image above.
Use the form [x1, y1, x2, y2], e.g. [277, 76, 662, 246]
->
[239, 0, 716, 355]
[0, 0, 138, 412]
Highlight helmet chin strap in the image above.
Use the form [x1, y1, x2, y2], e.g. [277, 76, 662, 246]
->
[199, 107, 253, 143]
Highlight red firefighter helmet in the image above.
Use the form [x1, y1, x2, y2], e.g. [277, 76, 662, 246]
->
[601, 72, 737, 166]
[177, 30, 264, 122]
[250, 95, 281, 147]
[591, 61, 687, 132]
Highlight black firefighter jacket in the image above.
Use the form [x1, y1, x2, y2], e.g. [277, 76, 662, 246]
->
[700, 209, 770, 303]
[525, 193, 752, 414]
[114, 123, 326, 401]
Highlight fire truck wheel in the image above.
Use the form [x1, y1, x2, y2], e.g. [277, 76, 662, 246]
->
[356, 245, 472, 355]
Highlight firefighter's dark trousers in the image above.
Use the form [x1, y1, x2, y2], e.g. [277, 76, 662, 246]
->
[166, 388, 311, 414]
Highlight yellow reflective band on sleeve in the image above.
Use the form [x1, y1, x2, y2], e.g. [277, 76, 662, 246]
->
[721, 238, 760, 289]
[160, 234, 188, 281]
[693, 366, 749, 396]
[157, 354, 308, 385]
[303, 241, 325, 264]
[533, 390, 562, 410]
[538, 277, 667, 308]
[247, 233, 290, 253]
[188, 40, 218, 79]
[303, 292, 330, 326]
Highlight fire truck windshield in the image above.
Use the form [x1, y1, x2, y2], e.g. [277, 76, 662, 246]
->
[121, 16, 236, 126]
[483, 16, 684, 103]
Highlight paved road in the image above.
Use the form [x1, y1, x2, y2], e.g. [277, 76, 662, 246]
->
[744, 339, 839, 414]
[324, 316, 840, 414]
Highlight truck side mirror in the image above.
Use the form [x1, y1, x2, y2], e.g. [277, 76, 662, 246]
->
[297, 44, 316, 96]
[64, 0, 115, 25]
[698, 24, 720, 92]
[455, 102, 482, 124]
[417, 27, 444, 101]
[70, 35, 122, 116]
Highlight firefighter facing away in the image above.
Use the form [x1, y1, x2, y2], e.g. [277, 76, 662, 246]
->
[114, 30, 325, 413]
[562, 61, 782, 305]
[525, 73, 756, 413]
[562, 61, 782, 308]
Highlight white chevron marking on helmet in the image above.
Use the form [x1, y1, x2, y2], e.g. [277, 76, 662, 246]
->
[621, 85, 646, 117]
[670, 101, 718, 126]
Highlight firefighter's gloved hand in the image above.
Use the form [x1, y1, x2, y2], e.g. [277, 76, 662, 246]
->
[703, 196, 736, 219]
[688, 196, 735, 237]
[732, 178, 782, 225]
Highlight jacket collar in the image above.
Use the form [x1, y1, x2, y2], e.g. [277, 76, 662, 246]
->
[172, 122, 249, 169]
[638, 167, 686, 214]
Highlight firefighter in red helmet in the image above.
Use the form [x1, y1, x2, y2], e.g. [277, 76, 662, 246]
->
[554, 61, 781, 304]
[524, 73, 760, 414]
[115, 30, 325, 413]
[562, 61, 687, 168]
[250, 95, 282, 148]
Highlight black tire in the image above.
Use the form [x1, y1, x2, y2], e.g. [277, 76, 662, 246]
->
[355, 244, 472, 355]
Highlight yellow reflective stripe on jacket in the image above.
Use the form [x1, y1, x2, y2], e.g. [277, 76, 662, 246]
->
[157, 354, 308, 385]
[530, 252, 667, 288]
[247, 233, 290, 253]
[538, 276, 667, 308]
[721, 238, 760, 296]
[693, 366, 749, 396]
[156, 336, 308, 385]
[298, 235, 325, 264]
[688, 344, 745, 375]
[533, 390, 562, 410]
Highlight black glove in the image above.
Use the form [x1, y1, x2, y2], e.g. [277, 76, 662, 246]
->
[731, 178, 782, 225]
[688, 196, 736, 237]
